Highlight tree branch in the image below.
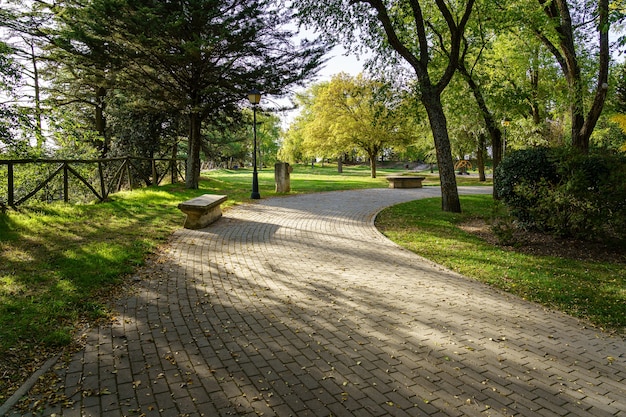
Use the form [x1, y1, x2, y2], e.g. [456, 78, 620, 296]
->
[354, 0, 425, 77]
[581, 0, 610, 140]
[408, 0, 430, 68]
[434, 0, 476, 93]
[534, 29, 568, 77]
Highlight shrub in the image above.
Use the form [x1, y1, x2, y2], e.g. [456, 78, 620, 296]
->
[489, 200, 524, 246]
[494, 147, 626, 242]
[494, 147, 558, 226]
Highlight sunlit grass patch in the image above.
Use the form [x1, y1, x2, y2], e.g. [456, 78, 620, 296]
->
[0, 275, 25, 297]
[376, 195, 626, 331]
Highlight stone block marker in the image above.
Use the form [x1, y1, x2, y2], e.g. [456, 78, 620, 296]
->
[385, 175, 426, 188]
[178, 194, 227, 229]
[274, 162, 292, 193]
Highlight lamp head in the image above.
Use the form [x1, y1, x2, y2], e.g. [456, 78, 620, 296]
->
[248, 89, 261, 105]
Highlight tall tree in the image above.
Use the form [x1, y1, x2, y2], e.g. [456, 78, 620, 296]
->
[442, 73, 488, 180]
[0, 41, 24, 154]
[254, 112, 283, 169]
[294, 0, 475, 212]
[426, 0, 505, 191]
[450, 4, 561, 193]
[43, 0, 121, 156]
[280, 94, 311, 164]
[51, 0, 326, 188]
[535, 0, 610, 153]
[298, 73, 415, 178]
[0, 1, 51, 149]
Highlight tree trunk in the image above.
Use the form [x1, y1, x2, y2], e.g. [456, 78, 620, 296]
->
[95, 86, 108, 156]
[570, 84, 586, 151]
[458, 62, 502, 195]
[421, 93, 461, 213]
[529, 47, 542, 125]
[186, 112, 202, 189]
[477, 133, 486, 182]
[29, 41, 44, 150]
[171, 141, 178, 184]
[369, 152, 377, 178]
[538, 0, 609, 154]
[579, 0, 610, 151]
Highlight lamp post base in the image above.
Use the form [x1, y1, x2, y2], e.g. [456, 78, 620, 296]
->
[251, 171, 260, 199]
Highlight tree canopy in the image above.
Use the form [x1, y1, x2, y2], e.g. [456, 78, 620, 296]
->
[293, 0, 477, 212]
[1, 0, 625, 205]
[285, 73, 417, 177]
[0, 41, 24, 153]
[46, 0, 327, 188]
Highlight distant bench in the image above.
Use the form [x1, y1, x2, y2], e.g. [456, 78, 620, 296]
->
[178, 194, 227, 229]
[385, 176, 426, 189]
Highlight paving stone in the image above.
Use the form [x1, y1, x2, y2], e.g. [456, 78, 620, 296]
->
[7, 187, 626, 416]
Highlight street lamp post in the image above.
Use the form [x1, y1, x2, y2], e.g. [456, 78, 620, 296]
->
[248, 89, 261, 199]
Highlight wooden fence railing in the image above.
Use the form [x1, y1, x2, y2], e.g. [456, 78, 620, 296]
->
[0, 156, 186, 208]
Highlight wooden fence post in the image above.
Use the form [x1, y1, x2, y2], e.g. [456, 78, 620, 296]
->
[116, 160, 126, 192]
[8, 162, 14, 206]
[63, 162, 69, 202]
[98, 161, 106, 200]
[126, 157, 132, 190]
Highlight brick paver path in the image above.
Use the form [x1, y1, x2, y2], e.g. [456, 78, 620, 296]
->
[10, 187, 626, 416]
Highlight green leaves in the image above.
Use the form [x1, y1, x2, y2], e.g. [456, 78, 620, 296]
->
[287, 73, 418, 176]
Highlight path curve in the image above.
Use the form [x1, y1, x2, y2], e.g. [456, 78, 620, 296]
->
[10, 187, 626, 417]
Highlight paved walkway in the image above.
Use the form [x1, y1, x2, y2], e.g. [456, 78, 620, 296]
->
[8, 187, 626, 416]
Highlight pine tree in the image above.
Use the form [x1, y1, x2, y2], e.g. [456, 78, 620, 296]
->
[48, 0, 326, 188]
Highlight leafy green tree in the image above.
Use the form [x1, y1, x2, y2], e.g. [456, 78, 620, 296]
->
[439, 0, 571, 186]
[297, 73, 416, 178]
[255, 112, 282, 168]
[46, 0, 326, 189]
[280, 86, 326, 164]
[198, 110, 281, 170]
[0, 41, 24, 155]
[293, 0, 475, 212]
[106, 94, 184, 161]
[533, 0, 610, 153]
[0, 1, 51, 150]
[614, 63, 626, 115]
[202, 119, 250, 169]
[449, 1, 512, 175]
[604, 61, 626, 152]
[442, 74, 488, 179]
[279, 124, 306, 164]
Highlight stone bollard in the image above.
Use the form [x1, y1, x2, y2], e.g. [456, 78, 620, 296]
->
[274, 162, 292, 193]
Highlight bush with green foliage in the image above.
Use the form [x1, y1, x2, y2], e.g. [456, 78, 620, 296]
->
[495, 147, 626, 241]
[494, 147, 558, 224]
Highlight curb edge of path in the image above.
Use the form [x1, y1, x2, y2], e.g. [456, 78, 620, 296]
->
[0, 355, 60, 416]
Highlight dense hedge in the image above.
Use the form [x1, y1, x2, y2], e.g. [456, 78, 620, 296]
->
[494, 147, 626, 242]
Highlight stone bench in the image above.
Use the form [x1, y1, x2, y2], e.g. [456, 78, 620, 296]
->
[178, 194, 227, 229]
[385, 176, 426, 189]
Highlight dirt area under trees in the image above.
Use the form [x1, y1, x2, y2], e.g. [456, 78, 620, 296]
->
[458, 218, 625, 264]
